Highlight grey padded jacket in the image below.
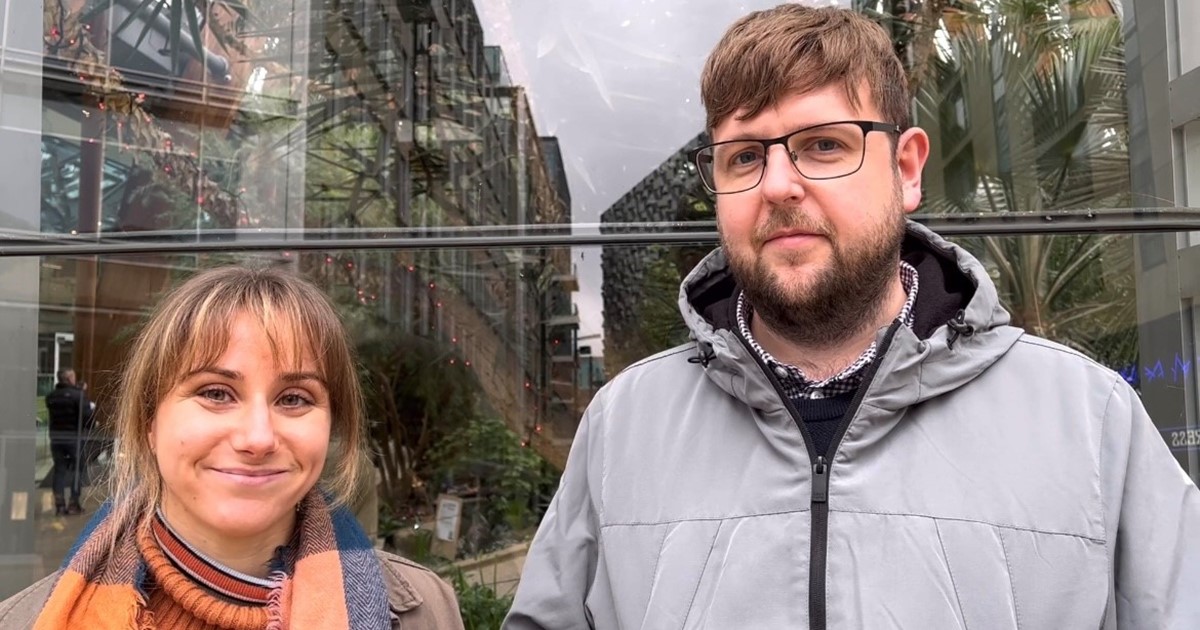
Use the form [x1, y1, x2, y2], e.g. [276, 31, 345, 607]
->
[505, 223, 1200, 630]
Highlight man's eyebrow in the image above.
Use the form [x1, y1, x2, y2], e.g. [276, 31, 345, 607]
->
[719, 121, 841, 143]
[716, 131, 768, 142]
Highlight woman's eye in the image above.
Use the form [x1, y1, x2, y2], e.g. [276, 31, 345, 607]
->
[279, 393, 313, 408]
[199, 388, 232, 403]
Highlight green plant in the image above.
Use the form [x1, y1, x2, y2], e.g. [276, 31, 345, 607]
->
[637, 247, 694, 355]
[429, 418, 555, 553]
[352, 331, 481, 510]
[448, 569, 514, 630]
[869, 0, 1136, 368]
[390, 526, 436, 566]
[377, 500, 404, 542]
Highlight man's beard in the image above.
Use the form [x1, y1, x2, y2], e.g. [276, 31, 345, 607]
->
[723, 193, 907, 350]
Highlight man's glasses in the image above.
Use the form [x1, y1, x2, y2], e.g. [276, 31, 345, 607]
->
[688, 120, 902, 195]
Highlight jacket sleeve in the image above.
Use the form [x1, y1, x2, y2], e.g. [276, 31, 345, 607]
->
[504, 396, 605, 630]
[0, 570, 59, 628]
[1102, 378, 1200, 628]
[80, 389, 96, 431]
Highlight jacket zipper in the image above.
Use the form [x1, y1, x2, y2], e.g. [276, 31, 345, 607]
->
[737, 321, 901, 630]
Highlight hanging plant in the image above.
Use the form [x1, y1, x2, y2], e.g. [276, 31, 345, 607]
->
[43, 0, 247, 229]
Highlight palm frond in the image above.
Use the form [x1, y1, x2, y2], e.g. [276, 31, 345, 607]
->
[907, 0, 1134, 367]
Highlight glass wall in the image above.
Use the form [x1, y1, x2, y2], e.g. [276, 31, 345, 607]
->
[1, 0, 1198, 619]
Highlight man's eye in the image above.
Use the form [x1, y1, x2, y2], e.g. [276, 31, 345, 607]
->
[810, 138, 844, 152]
[730, 150, 762, 166]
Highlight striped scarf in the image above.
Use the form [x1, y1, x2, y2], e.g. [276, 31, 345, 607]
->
[33, 490, 390, 629]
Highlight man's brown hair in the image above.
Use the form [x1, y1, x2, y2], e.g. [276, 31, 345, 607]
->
[701, 3, 909, 134]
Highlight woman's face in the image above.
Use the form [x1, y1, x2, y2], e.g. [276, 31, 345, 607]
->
[150, 313, 331, 548]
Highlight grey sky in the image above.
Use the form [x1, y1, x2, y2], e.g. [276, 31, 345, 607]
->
[478, 0, 845, 348]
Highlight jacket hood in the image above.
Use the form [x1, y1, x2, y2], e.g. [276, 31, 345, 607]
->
[677, 221, 1023, 410]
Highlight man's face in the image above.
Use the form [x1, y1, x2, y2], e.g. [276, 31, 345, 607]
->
[712, 83, 928, 347]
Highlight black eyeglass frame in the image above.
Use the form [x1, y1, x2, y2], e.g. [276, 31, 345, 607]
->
[687, 120, 903, 195]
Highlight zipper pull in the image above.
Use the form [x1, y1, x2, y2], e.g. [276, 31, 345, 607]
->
[812, 456, 829, 504]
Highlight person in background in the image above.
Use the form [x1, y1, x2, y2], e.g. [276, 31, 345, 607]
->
[1, 266, 464, 629]
[505, 4, 1200, 629]
[76, 380, 109, 485]
[44, 368, 93, 516]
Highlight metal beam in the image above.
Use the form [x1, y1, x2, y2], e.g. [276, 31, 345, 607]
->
[4, 209, 1200, 257]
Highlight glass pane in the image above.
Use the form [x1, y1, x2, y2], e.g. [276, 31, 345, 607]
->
[1, 0, 1198, 618]
[2, 231, 1197, 600]
[1, 244, 606, 603]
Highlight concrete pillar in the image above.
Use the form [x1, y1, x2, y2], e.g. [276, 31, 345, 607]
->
[0, 0, 48, 598]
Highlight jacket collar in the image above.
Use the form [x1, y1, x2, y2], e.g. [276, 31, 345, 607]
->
[379, 555, 425, 615]
[678, 222, 1023, 411]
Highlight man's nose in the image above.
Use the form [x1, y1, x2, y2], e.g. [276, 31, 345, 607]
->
[758, 144, 805, 204]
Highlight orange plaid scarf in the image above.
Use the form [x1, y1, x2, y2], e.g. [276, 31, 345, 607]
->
[33, 491, 390, 629]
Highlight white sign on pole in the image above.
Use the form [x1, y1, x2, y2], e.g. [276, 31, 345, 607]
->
[434, 494, 463, 542]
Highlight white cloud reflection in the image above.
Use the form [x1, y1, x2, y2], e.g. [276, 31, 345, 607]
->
[478, 0, 848, 347]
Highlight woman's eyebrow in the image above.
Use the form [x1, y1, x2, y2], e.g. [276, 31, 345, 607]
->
[182, 367, 241, 381]
[281, 371, 327, 386]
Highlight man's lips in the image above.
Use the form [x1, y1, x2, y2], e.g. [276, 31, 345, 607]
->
[763, 230, 822, 246]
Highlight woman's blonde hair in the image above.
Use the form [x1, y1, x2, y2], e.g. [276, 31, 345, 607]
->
[104, 265, 367, 544]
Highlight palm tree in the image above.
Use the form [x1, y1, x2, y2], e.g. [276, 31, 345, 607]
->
[872, 0, 1136, 367]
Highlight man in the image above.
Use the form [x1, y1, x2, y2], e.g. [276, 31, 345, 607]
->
[45, 368, 93, 516]
[506, 4, 1200, 629]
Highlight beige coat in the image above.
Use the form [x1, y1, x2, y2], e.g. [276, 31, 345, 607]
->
[0, 550, 464, 629]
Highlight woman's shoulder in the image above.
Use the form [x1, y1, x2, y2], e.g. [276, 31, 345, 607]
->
[374, 550, 465, 629]
[0, 570, 62, 629]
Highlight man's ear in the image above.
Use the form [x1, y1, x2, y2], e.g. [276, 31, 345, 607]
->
[895, 127, 930, 214]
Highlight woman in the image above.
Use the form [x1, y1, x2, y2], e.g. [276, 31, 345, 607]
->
[0, 266, 464, 629]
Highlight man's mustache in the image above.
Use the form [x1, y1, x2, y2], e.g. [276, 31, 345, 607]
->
[753, 208, 833, 246]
